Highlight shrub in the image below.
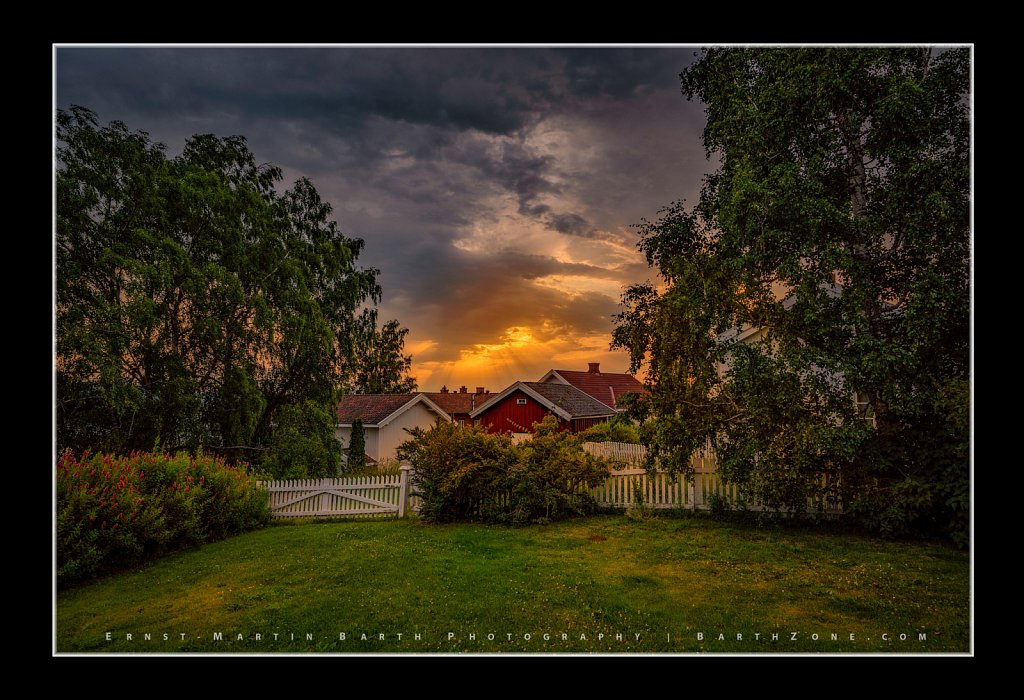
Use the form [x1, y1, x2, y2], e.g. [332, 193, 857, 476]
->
[579, 417, 642, 444]
[843, 377, 970, 547]
[498, 417, 611, 525]
[625, 480, 655, 521]
[399, 416, 612, 525]
[399, 419, 516, 523]
[57, 449, 270, 585]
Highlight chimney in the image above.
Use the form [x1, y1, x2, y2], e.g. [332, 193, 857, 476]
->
[475, 386, 485, 395]
[588, 362, 600, 373]
[459, 385, 467, 393]
[440, 385, 449, 394]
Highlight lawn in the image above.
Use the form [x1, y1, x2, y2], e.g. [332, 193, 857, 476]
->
[55, 515, 970, 654]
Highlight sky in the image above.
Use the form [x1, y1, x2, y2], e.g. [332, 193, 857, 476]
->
[55, 45, 711, 392]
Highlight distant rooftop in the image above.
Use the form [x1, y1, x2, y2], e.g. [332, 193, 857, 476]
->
[520, 381, 618, 418]
[336, 394, 421, 425]
[421, 386, 490, 416]
[543, 363, 645, 410]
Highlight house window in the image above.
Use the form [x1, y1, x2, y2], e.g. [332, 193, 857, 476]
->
[853, 392, 877, 427]
[516, 398, 527, 405]
[458, 419, 465, 428]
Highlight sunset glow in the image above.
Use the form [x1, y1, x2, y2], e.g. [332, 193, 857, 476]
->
[56, 46, 707, 391]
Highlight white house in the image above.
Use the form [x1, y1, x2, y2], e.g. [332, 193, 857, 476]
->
[336, 393, 451, 465]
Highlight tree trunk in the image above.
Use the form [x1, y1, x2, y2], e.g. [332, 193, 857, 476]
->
[838, 109, 891, 431]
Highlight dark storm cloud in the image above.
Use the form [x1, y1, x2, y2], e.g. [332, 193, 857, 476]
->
[544, 211, 620, 241]
[390, 248, 622, 307]
[56, 45, 706, 388]
[57, 47, 558, 136]
[547, 212, 589, 235]
[475, 141, 560, 216]
[56, 47, 699, 215]
[560, 47, 691, 99]
[57, 46, 695, 149]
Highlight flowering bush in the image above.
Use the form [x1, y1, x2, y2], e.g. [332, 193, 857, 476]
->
[57, 449, 270, 585]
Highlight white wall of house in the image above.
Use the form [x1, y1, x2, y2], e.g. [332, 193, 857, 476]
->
[377, 401, 440, 462]
[335, 401, 441, 465]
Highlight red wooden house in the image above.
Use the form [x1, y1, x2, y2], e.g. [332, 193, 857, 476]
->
[469, 381, 615, 435]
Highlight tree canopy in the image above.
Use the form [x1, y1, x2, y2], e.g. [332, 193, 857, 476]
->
[613, 48, 970, 542]
[57, 106, 417, 466]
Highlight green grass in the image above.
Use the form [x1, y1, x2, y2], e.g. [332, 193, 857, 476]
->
[56, 515, 970, 654]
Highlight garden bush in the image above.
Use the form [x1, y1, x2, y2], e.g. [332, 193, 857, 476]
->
[498, 417, 611, 525]
[57, 449, 270, 585]
[398, 417, 611, 525]
[398, 419, 517, 523]
[578, 417, 642, 444]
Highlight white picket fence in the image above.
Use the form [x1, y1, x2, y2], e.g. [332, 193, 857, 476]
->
[592, 467, 750, 510]
[585, 441, 749, 510]
[261, 466, 411, 519]
[260, 442, 837, 518]
[582, 441, 648, 464]
[586, 442, 840, 513]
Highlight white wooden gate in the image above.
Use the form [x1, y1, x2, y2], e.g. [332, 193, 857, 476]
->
[262, 465, 411, 519]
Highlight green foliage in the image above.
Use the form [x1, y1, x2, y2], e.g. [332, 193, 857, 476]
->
[57, 449, 270, 585]
[56, 106, 415, 459]
[262, 401, 342, 479]
[578, 417, 642, 444]
[398, 416, 611, 525]
[347, 418, 367, 473]
[845, 376, 970, 545]
[499, 417, 611, 525]
[626, 480, 655, 521]
[346, 318, 419, 394]
[613, 48, 970, 543]
[398, 419, 517, 523]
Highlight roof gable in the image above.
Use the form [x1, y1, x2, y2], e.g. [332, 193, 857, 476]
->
[541, 368, 645, 410]
[470, 381, 615, 420]
[337, 394, 449, 426]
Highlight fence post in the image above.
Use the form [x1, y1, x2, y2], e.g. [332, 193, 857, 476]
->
[398, 462, 411, 518]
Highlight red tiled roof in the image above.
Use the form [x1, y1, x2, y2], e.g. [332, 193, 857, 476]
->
[547, 369, 646, 410]
[336, 394, 421, 425]
[421, 392, 487, 416]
